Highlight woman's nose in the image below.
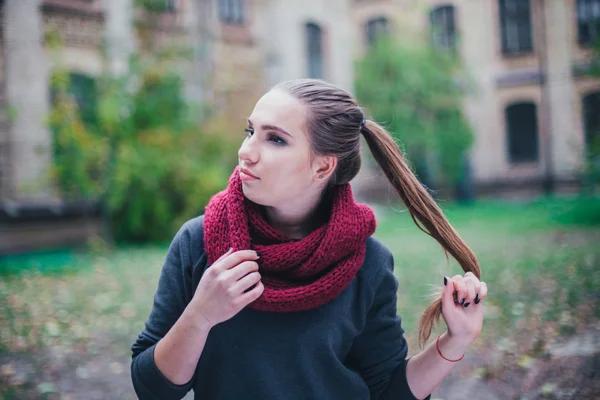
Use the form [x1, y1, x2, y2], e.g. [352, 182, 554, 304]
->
[238, 137, 259, 164]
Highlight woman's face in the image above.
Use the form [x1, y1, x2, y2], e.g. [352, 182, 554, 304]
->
[238, 89, 327, 207]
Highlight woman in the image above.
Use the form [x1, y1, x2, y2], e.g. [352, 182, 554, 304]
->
[131, 79, 488, 400]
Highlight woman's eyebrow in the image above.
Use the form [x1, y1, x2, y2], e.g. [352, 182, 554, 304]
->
[248, 119, 293, 138]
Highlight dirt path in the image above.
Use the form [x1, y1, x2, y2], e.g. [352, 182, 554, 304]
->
[2, 326, 599, 399]
[434, 324, 600, 399]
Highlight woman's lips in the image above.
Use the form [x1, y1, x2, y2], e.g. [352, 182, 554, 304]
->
[240, 169, 259, 181]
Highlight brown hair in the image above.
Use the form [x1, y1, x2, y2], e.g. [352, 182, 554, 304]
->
[274, 78, 481, 347]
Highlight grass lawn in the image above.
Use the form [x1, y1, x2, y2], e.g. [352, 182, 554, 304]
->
[375, 198, 600, 355]
[1, 197, 599, 398]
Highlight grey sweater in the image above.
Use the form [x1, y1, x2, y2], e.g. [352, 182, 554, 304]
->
[131, 215, 430, 400]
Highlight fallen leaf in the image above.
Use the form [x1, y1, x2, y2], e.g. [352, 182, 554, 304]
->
[1, 363, 15, 376]
[540, 382, 557, 396]
[517, 354, 535, 369]
[76, 366, 90, 380]
[37, 382, 57, 394]
[45, 321, 61, 337]
[109, 362, 124, 374]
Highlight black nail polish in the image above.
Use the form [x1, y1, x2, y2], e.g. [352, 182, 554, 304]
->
[464, 302, 471, 308]
[460, 298, 465, 305]
[475, 294, 480, 303]
[444, 277, 448, 286]
[255, 251, 261, 257]
[475, 297, 480, 305]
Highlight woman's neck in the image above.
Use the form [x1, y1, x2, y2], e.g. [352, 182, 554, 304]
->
[263, 192, 331, 240]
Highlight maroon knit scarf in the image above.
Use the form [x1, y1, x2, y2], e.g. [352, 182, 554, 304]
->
[203, 167, 377, 312]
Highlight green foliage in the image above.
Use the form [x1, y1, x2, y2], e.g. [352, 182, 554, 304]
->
[49, 69, 107, 199]
[551, 196, 600, 226]
[50, 55, 238, 242]
[355, 35, 473, 182]
[582, 38, 600, 194]
[135, 0, 175, 12]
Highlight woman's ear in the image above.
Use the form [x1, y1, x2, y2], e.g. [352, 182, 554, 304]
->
[314, 155, 337, 181]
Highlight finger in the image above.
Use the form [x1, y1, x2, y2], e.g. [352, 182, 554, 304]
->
[464, 275, 482, 293]
[463, 278, 476, 308]
[225, 261, 259, 282]
[237, 280, 264, 306]
[215, 250, 260, 271]
[464, 271, 480, 284]
[214, 247, 233, 264]
[476, 282, 488, 304]
[442, 276, 457, 307]
[231, 271, 261, 294]
[451, 275, 468, 306]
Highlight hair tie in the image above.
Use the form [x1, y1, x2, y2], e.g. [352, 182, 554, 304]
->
[359, 118, 367, 132]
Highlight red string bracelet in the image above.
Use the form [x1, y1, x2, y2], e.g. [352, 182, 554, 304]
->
[436, 334, 465, 362]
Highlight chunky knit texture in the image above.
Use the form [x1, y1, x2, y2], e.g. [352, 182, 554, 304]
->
[203, 167, 377, 312]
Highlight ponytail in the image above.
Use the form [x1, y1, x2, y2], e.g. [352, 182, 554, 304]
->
[361, 120, 481, 348]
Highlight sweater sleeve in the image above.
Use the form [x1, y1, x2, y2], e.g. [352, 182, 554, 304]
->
[347, 250, 431, 400]
[130, 220, 200, 400]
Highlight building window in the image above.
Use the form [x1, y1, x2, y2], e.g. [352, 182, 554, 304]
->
[577, 0, 600, 45]
[430, 5, 456, 52]
[306, 23, 324, 79]
[506, 102, 539, 163]
[583, 92, 600, 151]
[50, 73, 98, 129]
[165, 0, 176, 12]
[365, 17, 389, 47]
[499, 0, 533, 55]
[140, 0, 177, 12]
[219, 0, 244, 24]
[69, 73, 98, 128]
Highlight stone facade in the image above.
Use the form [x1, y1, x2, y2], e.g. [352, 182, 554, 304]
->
[350, 0, 600, 193]
[2, 0, 597, 203]
[1, 0, 599, 253]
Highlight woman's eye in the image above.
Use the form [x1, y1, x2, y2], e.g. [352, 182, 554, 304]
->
[268, 134, 286, 145]
[244, 128, 254, 137]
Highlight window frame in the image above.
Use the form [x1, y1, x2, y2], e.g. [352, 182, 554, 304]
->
[499, 0, 534, 56]
[219, 0, 245, 25]
[505, 102, 540, 163]
[582, 91, 600, 150]
[577, 0, 600, 46]
[305, 22, 324, 79]
[429, 5, 457, 53]
[365, 16, 389, 48]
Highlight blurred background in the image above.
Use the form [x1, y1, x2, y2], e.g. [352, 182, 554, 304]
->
[0, 0, 599, 399]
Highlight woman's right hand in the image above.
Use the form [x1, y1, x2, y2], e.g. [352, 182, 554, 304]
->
[191, 248, 264, 328]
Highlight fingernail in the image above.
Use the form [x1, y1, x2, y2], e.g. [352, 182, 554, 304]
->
[475, 294, 480, 303]
[255, 251, 261, 257]
[460, 298, 465, 305]
[444, 277, 448, 286]
[464, 302, 470, 308]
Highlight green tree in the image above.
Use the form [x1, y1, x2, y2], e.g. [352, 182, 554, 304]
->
[355, 35, 473, 193]
[49, 48, 238, 242]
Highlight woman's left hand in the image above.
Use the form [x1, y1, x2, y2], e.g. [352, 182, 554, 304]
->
[441, 272, 488, 345]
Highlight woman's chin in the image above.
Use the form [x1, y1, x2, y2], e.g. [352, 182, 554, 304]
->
[241, 186, 266, 206]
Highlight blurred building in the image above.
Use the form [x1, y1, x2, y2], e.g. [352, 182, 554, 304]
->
[1, 0, 599, 253]
[352, 0, 600, 197]
[0, 0, 107, 253]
